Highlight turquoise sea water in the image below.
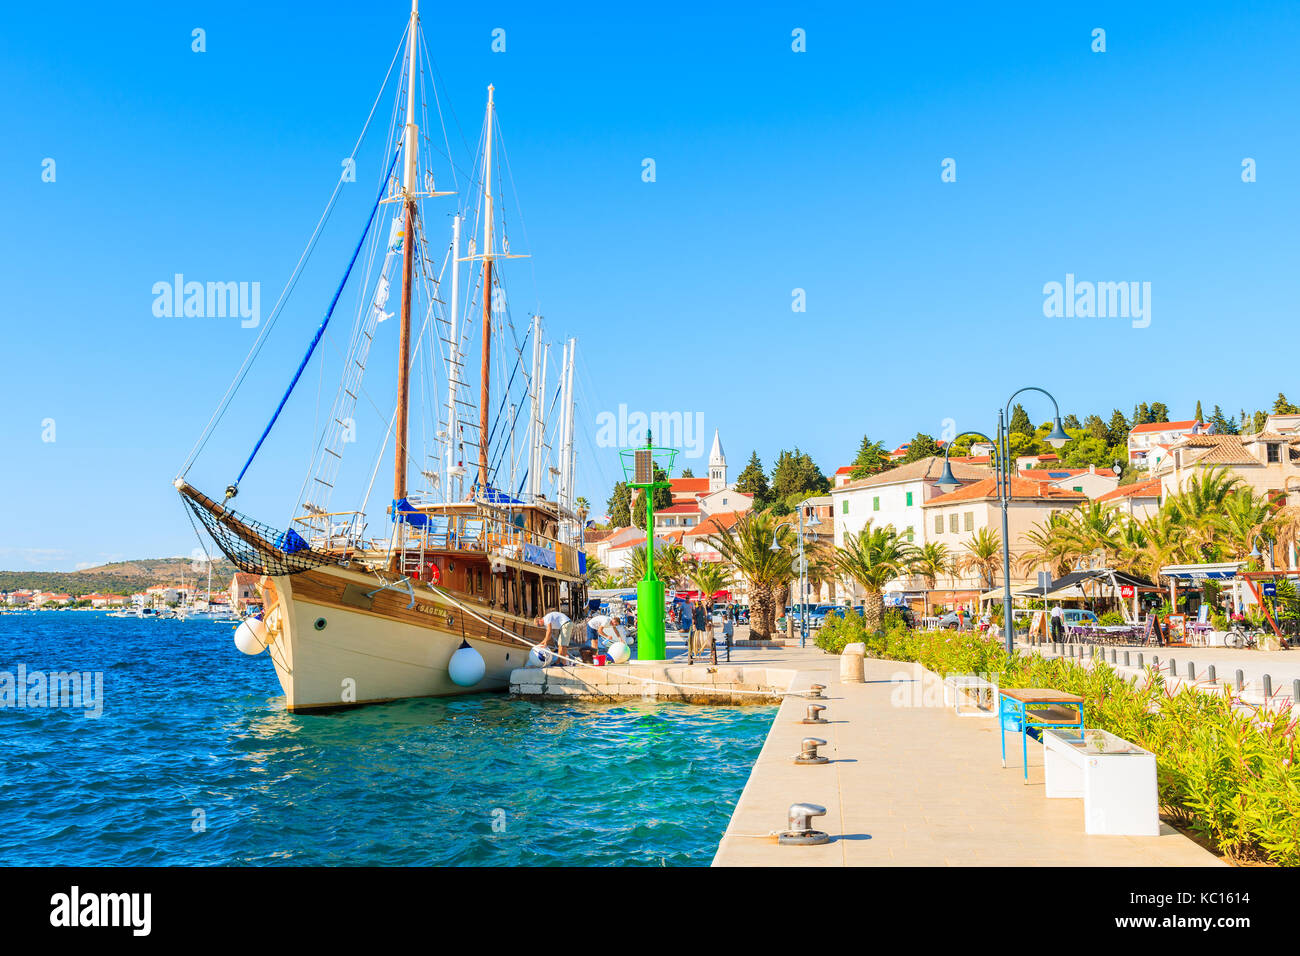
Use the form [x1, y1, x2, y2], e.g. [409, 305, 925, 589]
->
[0, 612, 773, 866]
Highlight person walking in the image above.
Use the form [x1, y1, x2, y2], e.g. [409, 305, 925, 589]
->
[691, 599, 707, 663]
[1050, 603, 1064, 643]
[721, 614, 734, 662]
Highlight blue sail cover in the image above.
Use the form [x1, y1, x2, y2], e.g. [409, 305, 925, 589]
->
[391, 497, 429, 529]
[276, 528, 309, 554]
[481, 484, 523, 506]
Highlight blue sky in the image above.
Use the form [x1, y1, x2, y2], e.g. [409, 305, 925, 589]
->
[2, 1, 1299, 570]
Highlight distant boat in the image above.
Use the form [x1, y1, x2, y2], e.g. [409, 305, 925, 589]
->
[175, 0, 589, 712]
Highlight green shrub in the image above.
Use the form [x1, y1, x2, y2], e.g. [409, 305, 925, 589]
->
[817, 625, 1300, 865]
[1099, 611, 1126, 626]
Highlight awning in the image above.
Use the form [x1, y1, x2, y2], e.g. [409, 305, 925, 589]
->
[1015, 568, 1155, 599]
[1159, 562, 1245, 581]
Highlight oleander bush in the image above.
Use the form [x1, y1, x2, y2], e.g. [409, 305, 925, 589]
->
[814, 617, 1300, 865]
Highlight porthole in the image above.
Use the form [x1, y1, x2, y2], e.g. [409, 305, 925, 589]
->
[314, 617, 328, 631]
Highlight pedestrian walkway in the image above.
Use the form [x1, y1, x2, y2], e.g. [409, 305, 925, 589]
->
[713, 656, 1223, 866]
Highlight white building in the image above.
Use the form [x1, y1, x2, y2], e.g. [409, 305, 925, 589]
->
[1128, 419, 1213, 469]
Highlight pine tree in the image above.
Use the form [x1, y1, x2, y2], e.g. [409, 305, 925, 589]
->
[1209, 405, 1239, 435]
[1107, 409, 1130, 446]
[1149, 402, 1170, 423]
[1008, 404, 1034, 436]
[1063, 414, 1081, 430]
[849, 436, 888, 478]
[771, 448, 828, 502]
[1194, 400, 1204, 423]
[1083, 414, 1107, 440]
[1134, 403, 1151, 426]
[735, 451, 770, 506]
[606, 481, 632, 527]
[1274, 393, 1299, 414]
[900, 433, 940, 464]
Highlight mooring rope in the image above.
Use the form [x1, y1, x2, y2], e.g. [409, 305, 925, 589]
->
[424, 579, 813, 700]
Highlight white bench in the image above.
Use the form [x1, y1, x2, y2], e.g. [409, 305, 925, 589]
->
[942, 675, 996, 717]
[1043, 728, 1159, 836]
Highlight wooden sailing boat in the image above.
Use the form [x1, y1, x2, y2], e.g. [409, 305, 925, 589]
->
[175, 0, 588, 711]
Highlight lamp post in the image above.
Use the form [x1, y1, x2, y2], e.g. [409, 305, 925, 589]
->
[935, 388, 1070, 653]
[773, 505, 821, 648]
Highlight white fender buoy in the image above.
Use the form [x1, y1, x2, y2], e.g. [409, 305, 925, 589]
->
[528, 645, 555, 668]
[448, 639, 486, 687]
[233, 617, 268, 655]
[607, 641, 631, 664]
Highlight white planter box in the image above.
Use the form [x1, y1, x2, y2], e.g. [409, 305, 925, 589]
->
[1043, 728, 1159, 836]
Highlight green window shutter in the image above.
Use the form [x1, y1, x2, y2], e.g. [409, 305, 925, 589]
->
[873, 496, 880, 511]
[906, 491, 913, 506]
[842, 500, 849, 514]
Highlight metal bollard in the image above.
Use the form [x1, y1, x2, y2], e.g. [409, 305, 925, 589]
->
[1111, 648, 1118, 664]
[1264, 674, 1273, 699]
[1294, 680, 1300, 705]
[1137, 653, 1144, 668]
[778, 802, 830, 846]
[801, 703, 828, 725]
[794, 737, 829, 765]
[807, 683, 826, 699]
[1207, 665, 1216, 683]
[1169, 658, 1177, 677]
[1124, 651, 1131, 667]
[1187, 662, 1196, 680]
[1236, 669, 1245, 692]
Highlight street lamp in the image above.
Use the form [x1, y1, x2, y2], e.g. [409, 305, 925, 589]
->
[936, 387, 1070, 653]
[773, 505, 820, 648]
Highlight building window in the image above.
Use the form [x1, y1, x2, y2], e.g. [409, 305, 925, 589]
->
[934, 515, 943, 534]
[873, 496, 880, 511]
[905, 491, 913, 507]
[949, 513, 959, 534]
[842, 500, 849, 515]
[963, 512, 973, 532]
[1268, 443, 1281, 463]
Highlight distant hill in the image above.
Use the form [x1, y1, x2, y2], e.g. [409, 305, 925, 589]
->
[0, 557, 240, 597]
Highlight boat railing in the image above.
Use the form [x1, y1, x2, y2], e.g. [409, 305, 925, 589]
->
[394, 509, 582, 575]
[291, 511, 370, 553]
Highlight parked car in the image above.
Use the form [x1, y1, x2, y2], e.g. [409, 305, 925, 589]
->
[1061, 609, 1100, 626]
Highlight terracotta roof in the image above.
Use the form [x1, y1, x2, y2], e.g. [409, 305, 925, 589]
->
[948, 455, 992, 465]
[923, 476, 1087, 506]
[1096, 478, 1163, 502]
[833, 456, 989, 492]
[685, 511, 743, 537]
[1164, 434, 1268, 466]
[1130, 419, 1200, 435]
[668, 477, 710, 494]
[583, 528, 617, 544]
[834, 466, 854, 475]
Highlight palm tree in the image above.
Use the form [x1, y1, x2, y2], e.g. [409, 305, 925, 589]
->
[1059, 500, 1123, 567]
[1219, 487, 1281, 563]
[625, 542, 687, 585]
[911, 541, 951, 619]
[958, 527, 1002, 591]
[704, 511, 797, 640]
[830, 522, 917, 630]
[1163, 466, 1243, 561]
[1017, 512, 1074, 579]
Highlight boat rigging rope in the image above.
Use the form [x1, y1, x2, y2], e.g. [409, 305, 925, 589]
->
[177, 28, 408, 481]
[228, 145, 403, 497]
[422, 579, 805, 701]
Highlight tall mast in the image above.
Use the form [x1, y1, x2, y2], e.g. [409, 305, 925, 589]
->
[477, 84, 496, 495]
[445, 213, 462, 503]
[528, 313, 543, 500]
[393, 0, 420, 508]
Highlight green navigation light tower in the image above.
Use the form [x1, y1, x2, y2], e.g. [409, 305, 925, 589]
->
[620, 432, 677, 661]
